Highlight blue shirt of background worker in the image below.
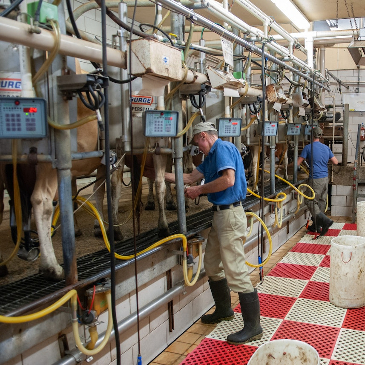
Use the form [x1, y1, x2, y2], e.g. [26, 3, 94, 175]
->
[197, 138, 247, 205]
[300, 141, 334, 179]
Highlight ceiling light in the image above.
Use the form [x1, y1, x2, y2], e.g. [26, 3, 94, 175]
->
[271, 0, 310, 30]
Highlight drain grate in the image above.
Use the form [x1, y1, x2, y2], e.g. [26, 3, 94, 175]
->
[332, 329, 365, 364]
[311, 267, 330, 283]
[206, 313, 281, 347]
[267, 263, 317, 280]
[299, 281, 329, 302]
[280, 252, 325, 266]
[272, 320, 340, 358]
[257, 276, 308, 297]
[286, 298, 346, 327]
[291, 242, 330, 255]
[180, 338, 257, 365]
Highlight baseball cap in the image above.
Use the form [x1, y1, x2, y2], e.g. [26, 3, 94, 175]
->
[313, 126, 323, 137]
[192, 122, 217, 136]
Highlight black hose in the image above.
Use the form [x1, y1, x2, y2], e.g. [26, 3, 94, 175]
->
[0, 0, 23, 17]
[33, 0, 43, 24]
[139, 23, 175, 46]
[100, 1, 121, 364]
[65, 0, 136, 85]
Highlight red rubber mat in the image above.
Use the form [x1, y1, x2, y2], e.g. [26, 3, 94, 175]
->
[342, 223, 357, 230]
[342, 307, 365, 331]
[179, 338, 256, 365]
[307, 228, 341, 236]
[320, 255, 331, 267]
[290, 242, 331, 255]
[266, 263, 317, 280]
[180, 222, 365, 365]
[299, 281, 330, 301]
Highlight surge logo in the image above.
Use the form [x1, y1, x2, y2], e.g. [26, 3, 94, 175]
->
[0, 78, 21, 91]
[131, 95, 153, 105]
[0, 73, 22, 97]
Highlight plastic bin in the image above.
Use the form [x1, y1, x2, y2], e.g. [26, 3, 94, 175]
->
[330, 235, 365, 308]
[247, 339, 319, 365]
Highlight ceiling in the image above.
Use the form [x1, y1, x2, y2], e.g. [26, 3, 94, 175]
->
[127, 0, 365, 32]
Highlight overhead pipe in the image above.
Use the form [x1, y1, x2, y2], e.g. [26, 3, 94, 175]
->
[188, 0, 328, 89]
[0, 17, 127, 68]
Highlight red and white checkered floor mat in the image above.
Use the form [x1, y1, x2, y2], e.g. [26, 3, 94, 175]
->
[181, 223, 365, 365]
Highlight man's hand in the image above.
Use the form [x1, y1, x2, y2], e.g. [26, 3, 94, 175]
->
[184, 185, 201, 200]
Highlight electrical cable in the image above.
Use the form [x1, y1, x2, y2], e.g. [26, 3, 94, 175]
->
[0, 0, 23, 17]
[99, 1, 121, 363]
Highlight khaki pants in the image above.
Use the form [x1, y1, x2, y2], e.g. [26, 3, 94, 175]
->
[204, 205, 254, 293]
[306, 177, 328, 217]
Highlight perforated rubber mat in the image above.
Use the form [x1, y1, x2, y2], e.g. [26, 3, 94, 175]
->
[180, 222, 365, 365]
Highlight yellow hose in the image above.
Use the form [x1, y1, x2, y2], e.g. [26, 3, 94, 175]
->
[86, 326, 99, 350]
[183, 242, 203, 287]
[241, 115, 257, 131]
[48, 114, 97, 130]
[72, 290, 113, 356]
[176, 110, 199, 138]
[245, 212, 272, 268]
[246, 215, 254, 237]
[32, 20, 61, 84]
[0, 289, 77, 323]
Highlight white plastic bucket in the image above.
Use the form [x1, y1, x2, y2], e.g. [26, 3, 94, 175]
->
[330, 235, 365, 308]
[247, 339, 319, 365]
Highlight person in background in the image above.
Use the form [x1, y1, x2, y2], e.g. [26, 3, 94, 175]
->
[297, 126, 338, 236]
[165, 121, 262, 345]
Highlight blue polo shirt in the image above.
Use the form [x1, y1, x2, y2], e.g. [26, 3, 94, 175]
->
[196, 138, 247, 205]
[300, 141, 334, 179]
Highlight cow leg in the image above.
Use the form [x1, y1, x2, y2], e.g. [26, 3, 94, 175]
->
[31, 164, 63, 280]
[165, 156, 176, 211]
[145, 178, 155, 211]
[250, 145, 260, 190]
[93, 165, 106, 238]
[71, 177, 82, 237]
[111, 166, 123, 242]
[283, 150, 288, 180]
[153, 154, 170, 237]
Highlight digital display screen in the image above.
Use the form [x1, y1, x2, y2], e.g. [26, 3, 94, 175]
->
[23, 107, 37, 113]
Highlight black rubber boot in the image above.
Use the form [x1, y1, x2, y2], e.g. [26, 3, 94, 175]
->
[226, 289, 263, 345]
[317, 212, 333, 236]
[201, 278, 234, 324]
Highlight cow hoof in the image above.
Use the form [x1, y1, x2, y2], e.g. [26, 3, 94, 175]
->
[158, 228, 170, 238]
[114, 230, 124, 242]
[166, 202, 177, 211]
[145, 201, 155, 210]
[75, 228, 83, 238]
[40, 265, 64, 281]
[94, 226, 103, 238]
[0, 264, 8, 277]
[17, 247, 40, 262]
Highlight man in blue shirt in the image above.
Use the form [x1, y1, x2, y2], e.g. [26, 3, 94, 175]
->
[165, 121, 262, 345]
[297, 126, 338, 236]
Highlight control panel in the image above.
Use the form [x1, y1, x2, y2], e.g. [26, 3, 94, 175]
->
[0, 97, 47, 138]
[286, 123, 302, 136]
[262, 121, 278, 137]
[304, 124, 318, 136]
[143, 110, 179, 137]
[217, 118, 242, 137]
